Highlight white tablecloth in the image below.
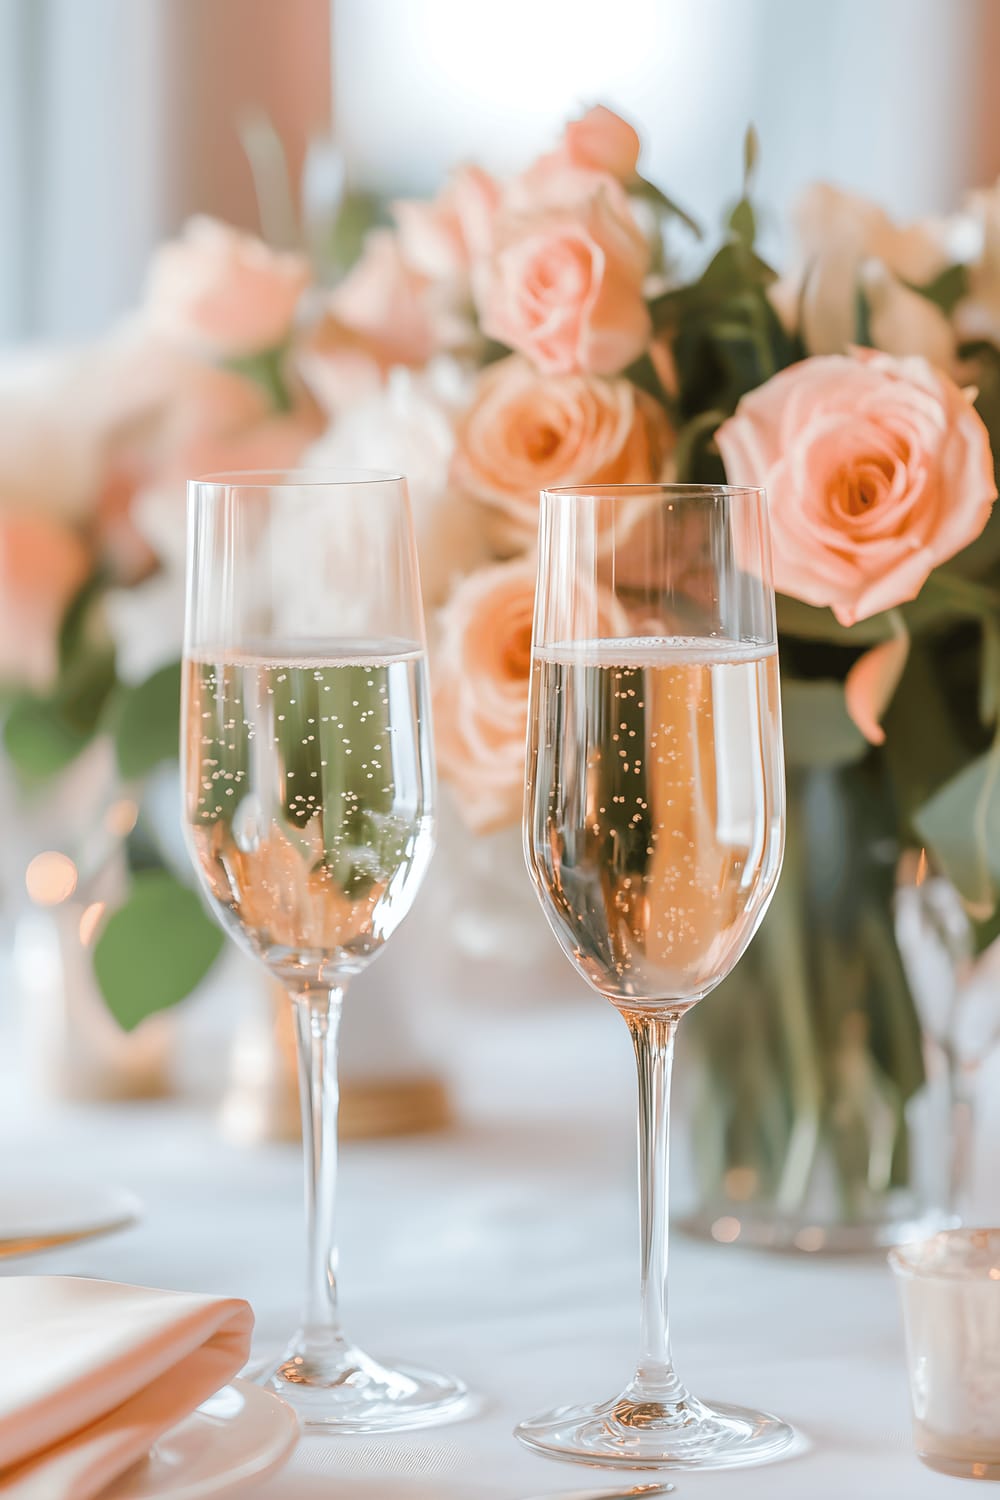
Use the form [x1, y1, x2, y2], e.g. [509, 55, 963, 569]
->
[0, 1002, 980, 1500]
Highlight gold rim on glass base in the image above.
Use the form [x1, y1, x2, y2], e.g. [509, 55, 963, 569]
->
[515, 1391, 795, 1469]
[264, 1332, 469, 1432]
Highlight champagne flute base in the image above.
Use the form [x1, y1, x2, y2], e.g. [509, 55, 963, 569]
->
[265, 1334, 470, 1431]
[515, 1394, 795, 1470]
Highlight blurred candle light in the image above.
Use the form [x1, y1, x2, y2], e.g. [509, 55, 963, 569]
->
[711, 1216, 742, 1244]
[78, 902, 107, 947]
[25, 851, 78, 906]
[104, 799, 139, 838]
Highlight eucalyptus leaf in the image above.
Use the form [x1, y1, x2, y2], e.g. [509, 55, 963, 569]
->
[728, 197, 756, 249]
[914, 748, 1000, 917]
[781, 678, 868, 769]
[114, 661, 183, 780]
[93, 871, 225, 1030]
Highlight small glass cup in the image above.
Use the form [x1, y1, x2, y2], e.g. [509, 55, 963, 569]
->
[890, 1228, 1000, 1479]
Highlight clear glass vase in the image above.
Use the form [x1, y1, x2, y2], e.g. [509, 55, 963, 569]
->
[680, 759, 966, 1252]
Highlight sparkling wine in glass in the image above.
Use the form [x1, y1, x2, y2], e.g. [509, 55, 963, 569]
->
[182, 469, 467, 1430]
[518, 484, 793, 1469]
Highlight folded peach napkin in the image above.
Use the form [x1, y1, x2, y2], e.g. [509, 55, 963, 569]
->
[0, 1276, 255, 1499]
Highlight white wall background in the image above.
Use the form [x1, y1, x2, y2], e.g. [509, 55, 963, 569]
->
[0, 0, 994, 344]
[334, 0, 983, 249]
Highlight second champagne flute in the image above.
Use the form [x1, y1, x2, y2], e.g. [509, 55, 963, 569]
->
[182, 468, 468, 1430]
[518, 483, 793, 1469]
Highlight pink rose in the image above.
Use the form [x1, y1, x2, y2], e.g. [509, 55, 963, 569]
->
[143, 217, 310, 356]
[393, 165, 501, 280]
[327, 229, 440, 369]
[0, 515, 89, 689]
[451, 356, 673, 553]
[434, 558, 624, 833]
[506, 107, 641, 216]
[433, 559, 537, 834]
[475, 187, 651, 376]
[717, 349, 997, 626]
[562, 105, 641, 181]
[845, 635, 910, 745]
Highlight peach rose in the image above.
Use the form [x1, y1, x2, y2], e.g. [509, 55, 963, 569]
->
[393, 165, 501, 280]
[434, 558, 627, 833]
[562, 105, 641, 181]
[451, 355, 673, 553]
[433, 558, 538, 834]
[0, 514, 89, 689]
[327, 229, 440, 369]
[506, 107, 640, 217]
[769, 184, 960, 357]
[143, 217, 310, 356]
[717, 349, 996, 625]
[475, 187, 651, 376]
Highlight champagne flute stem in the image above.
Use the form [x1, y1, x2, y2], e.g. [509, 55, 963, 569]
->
[292, 986, 346, 1345]
[625, 1008, 687, 1405]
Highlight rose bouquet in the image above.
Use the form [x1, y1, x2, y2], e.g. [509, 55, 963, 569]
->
[6, 105, 1000, 1223]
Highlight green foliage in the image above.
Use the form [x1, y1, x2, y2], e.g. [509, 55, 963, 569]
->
[652, 239, 801, 423]
[912, 262, 970, 316]
[224, 345, 292, 413]
[327, 188, 384, 278]
[781, 679, 869, 769]
[113, 661, 183, 780]
[3, 574, 116, 783]
[854, 284, 874, 347]
[743, 124, 760, 188]
[633, 176, 702, 240]
[914, 748, 1000, 918]
[93, 870, 225, 1031]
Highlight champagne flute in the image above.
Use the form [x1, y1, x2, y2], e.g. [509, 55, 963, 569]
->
[181, 468, 467, 1430]
[518, 483, 793, 1469]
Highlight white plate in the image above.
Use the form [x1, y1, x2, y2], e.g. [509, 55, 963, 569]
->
[103, 1380, 300, 1500]
[0, 1177, 141, 1258]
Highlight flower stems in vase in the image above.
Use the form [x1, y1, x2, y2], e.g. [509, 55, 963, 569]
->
[683, 759, 937, 1250]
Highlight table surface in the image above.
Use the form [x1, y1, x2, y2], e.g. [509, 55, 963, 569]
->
[0, 1000, 979, 1500]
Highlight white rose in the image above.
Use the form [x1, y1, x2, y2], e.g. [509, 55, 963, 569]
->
[954, 180, 1000, 346]
[774, 183, 959, 359]
[304, 359, 490, 607]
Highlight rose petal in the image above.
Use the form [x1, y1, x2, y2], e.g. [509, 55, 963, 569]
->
[845, 635, 910, 744]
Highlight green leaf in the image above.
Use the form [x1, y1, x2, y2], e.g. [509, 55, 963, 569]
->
[880, 640, 973, 846]
[673, 409, 725, 482]
[633, 176, 703, 239]
[223, 346, 292, 413]
[3, 577, 117, 783]
[777, 596, 893, 646]
[743, 123, 760, 190]
[981, 618, 1000, 726]
[781, 678, 869, 769]
[854, 283, 874, 347]
[914, 747, 1000, 918]
[93, 871, 225, 1030]
[329, 189, 384, 278]
[3, 699, 88, 779]
[727, 197, 756, 250]
[910, 262, 969, 316]
[114, 661, 183, 780]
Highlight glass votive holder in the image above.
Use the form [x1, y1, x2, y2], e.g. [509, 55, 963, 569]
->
[890, 1228, 1000, 1479]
